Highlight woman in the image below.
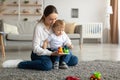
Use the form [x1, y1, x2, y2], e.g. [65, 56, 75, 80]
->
[2, 5, 78, 71]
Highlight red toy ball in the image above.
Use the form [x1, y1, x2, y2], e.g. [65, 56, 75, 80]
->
[66, 76, 80, 80]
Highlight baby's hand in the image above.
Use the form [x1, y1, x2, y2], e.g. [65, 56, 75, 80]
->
[67, 44, 74, 49]
[42, 39, 48, 49]
[68, 45, 73, 49]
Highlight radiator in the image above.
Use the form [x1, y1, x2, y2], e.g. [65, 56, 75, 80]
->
[81, 23, 103, 43]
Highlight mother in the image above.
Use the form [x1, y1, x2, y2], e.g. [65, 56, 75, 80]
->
[3, 5, 78, 71]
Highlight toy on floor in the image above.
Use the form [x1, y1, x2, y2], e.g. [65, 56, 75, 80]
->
[58, 46, 69, 54]
[90, 71, 102, 80]
[66, 76, 80, 80]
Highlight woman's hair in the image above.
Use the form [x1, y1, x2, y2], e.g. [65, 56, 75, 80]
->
[39, 5, 58, 22]
[52, 20, 65, 29]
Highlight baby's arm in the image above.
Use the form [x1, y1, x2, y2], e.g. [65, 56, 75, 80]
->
[63, 32, 73, 49]
[42, 39, 48, 49]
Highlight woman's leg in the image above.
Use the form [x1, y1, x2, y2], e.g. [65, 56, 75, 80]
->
[64, 51, 78, 66]
[18, 51, 53, 71]
[46, 49, 60, 63]
[67, 53, 78, 66]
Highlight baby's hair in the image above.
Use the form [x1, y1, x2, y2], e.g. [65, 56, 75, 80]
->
[52, 19, 65, 29]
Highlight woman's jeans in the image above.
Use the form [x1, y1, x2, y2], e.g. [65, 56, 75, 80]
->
[18, 51, 78, 71]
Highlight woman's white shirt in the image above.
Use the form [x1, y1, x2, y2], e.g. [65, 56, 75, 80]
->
[32, 22, 52, 56]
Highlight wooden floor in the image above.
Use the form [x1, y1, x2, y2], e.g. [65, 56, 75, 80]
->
[1, 44, 120, 62]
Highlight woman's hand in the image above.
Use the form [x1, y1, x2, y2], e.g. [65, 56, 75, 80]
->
[51, 51, 66, 56]
[51, 51, 58, 56]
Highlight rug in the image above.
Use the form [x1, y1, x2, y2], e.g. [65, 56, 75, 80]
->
[0, 60, 120, 80]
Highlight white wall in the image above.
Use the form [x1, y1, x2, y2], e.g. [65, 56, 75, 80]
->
[2, 0, 108, 43]
[44, 0, 106, 24]
[44, 0, 108, 42]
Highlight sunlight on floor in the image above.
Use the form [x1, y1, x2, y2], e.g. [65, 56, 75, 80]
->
[1, 44, 120, 62]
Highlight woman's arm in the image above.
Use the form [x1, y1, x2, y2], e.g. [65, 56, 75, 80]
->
[32, 23, 63, 56]
[32, 23, 52, 56]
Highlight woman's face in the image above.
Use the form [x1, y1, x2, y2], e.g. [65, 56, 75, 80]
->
[44, 13, 58, 26]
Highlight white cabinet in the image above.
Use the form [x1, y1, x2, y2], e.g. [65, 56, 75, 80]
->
[3, 0, 43, 21]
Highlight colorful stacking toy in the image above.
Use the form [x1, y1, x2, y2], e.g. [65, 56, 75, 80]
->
[58, 46, 69, 54]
